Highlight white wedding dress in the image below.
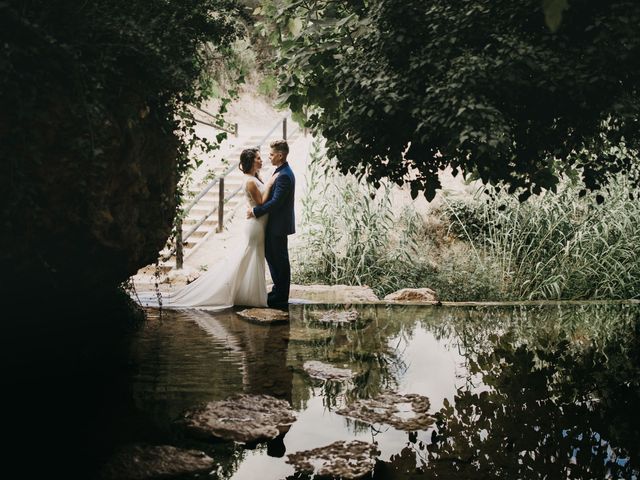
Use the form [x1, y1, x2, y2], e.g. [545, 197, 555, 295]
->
[135, 175, 268, 310]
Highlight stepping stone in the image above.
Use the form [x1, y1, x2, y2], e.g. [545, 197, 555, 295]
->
[303, 360, 355, 381]
[97, 444, 215, 480]
[290, 284, 379, 303]
[182, 393, 296, 443]
[337, 392, 433, 431]
[237, 307, 289, 325]
[286, 440, 380, 480]
[384, 287, 439, 303]
[309, 309, 359, 325]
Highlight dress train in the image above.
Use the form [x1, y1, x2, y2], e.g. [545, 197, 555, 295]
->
[135, 176, 268, 311]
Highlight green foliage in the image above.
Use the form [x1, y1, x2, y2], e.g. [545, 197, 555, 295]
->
[292, 139, 430, 297]
[1, 0, 242, 216]
[257, 74, 278, 98]
[543, 0, 571, 31]
[294, 140, 639, 301]
[419, 245, 504, 301]
[258, 0, 640, 200]
[0, 0, 243, 288]
[442, 177, 640, 300]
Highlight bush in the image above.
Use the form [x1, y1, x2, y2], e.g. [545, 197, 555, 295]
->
[0, 0, 242, 293]
[292, 139, 431, 298]
[440, 177, 640, 300]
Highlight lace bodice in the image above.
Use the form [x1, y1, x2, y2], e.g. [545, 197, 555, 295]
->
[244, 175, 266, 209]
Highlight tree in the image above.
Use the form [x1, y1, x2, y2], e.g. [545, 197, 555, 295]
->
[0, 0, 241, 295]
[258, 0, 640, 201]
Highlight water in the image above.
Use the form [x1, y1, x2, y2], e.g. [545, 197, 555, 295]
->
[110, 303, 640, 479]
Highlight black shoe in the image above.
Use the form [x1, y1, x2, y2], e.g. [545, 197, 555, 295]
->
[268, 300, 289, 311]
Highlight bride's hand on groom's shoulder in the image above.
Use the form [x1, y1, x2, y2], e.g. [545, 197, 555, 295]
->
[267, 172, 280, 187]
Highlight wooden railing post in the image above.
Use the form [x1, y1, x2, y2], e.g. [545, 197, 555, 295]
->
[282, 117, 287, 140]
[175, 216, 183, 269]
[217, 177, 224, 232]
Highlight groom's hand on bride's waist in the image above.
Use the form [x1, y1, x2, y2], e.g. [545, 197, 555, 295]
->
[246, 208, 255, 219]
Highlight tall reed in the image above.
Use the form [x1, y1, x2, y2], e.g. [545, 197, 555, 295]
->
[294, 139, 639, 301]
[443, 177, 640, 300]
[292, 139, 427, 297]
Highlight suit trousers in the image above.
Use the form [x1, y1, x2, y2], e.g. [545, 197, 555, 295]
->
[265, 233, 290, 305]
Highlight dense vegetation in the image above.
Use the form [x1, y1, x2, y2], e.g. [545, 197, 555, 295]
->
[258, 0, 640, 201]
[294, 142, 640, 301]
[1, 0, 241, 295]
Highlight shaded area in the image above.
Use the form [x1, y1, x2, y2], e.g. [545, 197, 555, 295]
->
[6, 301, 639, 479]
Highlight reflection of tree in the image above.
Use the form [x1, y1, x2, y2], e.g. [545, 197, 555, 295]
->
[294, 305, 411, 405]
[407, 305, 640, 479]
[376, 438, 429, 478]
[289, 303, 640, 478]
[124, 310, 294, 479]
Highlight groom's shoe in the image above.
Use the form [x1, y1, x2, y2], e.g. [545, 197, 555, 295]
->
[268, 299, 289, 311]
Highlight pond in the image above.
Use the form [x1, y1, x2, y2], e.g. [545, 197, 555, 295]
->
[100, 303, 640, 479]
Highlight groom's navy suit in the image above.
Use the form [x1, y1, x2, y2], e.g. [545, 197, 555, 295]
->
[253, 162, 295, 307]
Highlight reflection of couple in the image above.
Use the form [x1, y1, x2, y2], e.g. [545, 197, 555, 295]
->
[138, 140, 295, 310]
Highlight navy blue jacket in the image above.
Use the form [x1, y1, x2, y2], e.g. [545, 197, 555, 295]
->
[253, 162, 296, 235]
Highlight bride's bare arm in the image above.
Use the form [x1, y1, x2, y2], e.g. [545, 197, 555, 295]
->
[246, 174, 279, 206]
[261, 173, 280, 203]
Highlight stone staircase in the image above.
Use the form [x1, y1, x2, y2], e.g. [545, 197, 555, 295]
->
[155, 123, 304, 274]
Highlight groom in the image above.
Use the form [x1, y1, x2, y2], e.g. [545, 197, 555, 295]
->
[247, 139, 295, 309]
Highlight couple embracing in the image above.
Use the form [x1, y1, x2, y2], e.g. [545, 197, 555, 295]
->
[245, 139, 295, 309]
[137, 139, 295, 311]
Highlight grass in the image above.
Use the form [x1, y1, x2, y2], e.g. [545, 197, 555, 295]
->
[293, 140, 640, 301]
[439, 177, 640, 300]
[292, 139, 429, 298]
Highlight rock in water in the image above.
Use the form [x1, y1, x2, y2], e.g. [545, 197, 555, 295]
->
[286, 440, 380, 480]
[182, 393, 296, 443]
[290, 284, 379, 303]
[237, 308, 289, 325]
[309, 309, 360, 325]
[383, 288, 439, 302]
[303, 360, 356, 381]
[98, 444, 215, 480]
[337, 392, 433, 430]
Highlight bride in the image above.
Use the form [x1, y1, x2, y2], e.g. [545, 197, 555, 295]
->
[136, 148, 278, 310]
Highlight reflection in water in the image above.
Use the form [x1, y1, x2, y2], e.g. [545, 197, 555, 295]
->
[189, 309, 293, 403]
[108, 302, 640, 479]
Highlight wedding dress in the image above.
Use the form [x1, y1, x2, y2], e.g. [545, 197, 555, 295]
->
[135, 175, 268, 310]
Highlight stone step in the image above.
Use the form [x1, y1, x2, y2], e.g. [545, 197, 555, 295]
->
[195, 195, 242, 207]
[186, 183, 228, 197]
[182, 225, 214, 239]
[148, 123, 304, 274]
[187, 179, 245, 200]
[187, 200, 239, 219]
[150, 262, 173, 274]
[183, 218, 217, 228]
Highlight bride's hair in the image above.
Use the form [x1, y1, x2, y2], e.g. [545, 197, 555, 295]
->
[239, 148, 262, 181]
